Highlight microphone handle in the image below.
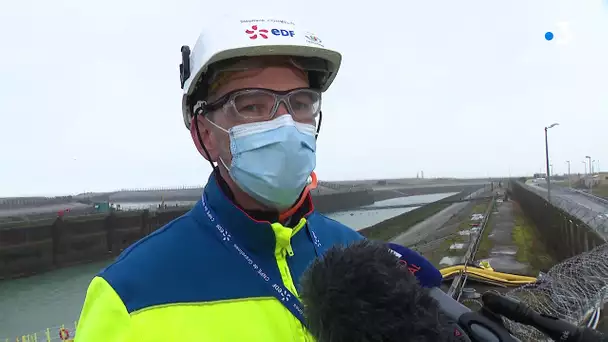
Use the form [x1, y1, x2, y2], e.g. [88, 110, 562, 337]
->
[577, 327, 608, 342]
[481, 292, 607, 342]
[428, 288, 520, 342]
[532, 315, 608, 342]
[458, 311, 520, 342]
[508, 299, 608, 342]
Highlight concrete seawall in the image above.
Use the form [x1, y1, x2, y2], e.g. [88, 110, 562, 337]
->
[509, 181, 606, 261]
[358, 191, 471, 241]
[0, 190, 375, 280]
[0, 197, 75, 210]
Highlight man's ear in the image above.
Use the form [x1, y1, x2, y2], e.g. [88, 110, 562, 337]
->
[190, 116, 219, 162]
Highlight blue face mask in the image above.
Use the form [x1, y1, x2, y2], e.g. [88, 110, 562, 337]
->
[211, 115, 317, 209]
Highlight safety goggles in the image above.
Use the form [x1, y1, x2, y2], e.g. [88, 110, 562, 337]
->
[200, 87, 322, 123]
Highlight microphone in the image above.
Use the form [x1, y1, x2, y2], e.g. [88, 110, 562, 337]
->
[387, 243, 519, 342]
[386, 242, 442, 288]
[482, 291, 608, 342]
[299, 240, 470, 342]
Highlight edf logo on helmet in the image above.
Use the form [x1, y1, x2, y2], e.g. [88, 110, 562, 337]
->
[245, 25, 295, 40]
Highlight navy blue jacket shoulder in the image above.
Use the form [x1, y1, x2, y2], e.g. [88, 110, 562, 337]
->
[99, 174, 364, 313]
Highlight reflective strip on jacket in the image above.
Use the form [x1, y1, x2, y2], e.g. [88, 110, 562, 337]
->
[74, 173, 364, 342]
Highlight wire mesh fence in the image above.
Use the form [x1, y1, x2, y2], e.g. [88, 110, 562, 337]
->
[511, 181, 607, 262]
[504, 243, 608, 341]
[524, 182, 608, 236]
[406, 180, 608, 340]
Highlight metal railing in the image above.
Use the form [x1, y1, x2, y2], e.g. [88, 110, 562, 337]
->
[446, 196, 496, 300]
[524, 182, 608, 236]
[3, 322, 77, 342]
[568, 187, 608, 206]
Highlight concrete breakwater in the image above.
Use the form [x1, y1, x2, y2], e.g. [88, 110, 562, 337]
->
[0, 190, 375, 280]
[358, 191, 471, 241]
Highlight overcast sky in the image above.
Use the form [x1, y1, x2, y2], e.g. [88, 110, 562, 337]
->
[1, 0, 606, 197]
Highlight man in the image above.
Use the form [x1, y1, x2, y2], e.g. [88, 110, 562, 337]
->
[74, 15, 363, 341]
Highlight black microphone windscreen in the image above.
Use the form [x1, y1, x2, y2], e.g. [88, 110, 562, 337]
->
[299, 240, 453, 342]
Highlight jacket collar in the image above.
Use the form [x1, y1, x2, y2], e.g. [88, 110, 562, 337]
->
[190, 172, 314, 255]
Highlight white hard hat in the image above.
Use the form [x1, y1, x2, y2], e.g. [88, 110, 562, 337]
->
[179, 16, 342, 130]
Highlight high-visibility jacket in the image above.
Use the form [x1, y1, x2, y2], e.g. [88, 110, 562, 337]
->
[74, 173, 364, 342]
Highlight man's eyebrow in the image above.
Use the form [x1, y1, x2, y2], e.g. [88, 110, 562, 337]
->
[208, 72, 234, 94]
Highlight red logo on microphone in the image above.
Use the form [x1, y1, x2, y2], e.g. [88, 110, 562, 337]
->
[399, 260, 421, 275]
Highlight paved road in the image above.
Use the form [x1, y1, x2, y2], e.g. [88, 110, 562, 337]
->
[554, 188, 608, 214]
[525, 182, 608, 234]
[527, 183, 608, 215]
[484, 197, 537, 275]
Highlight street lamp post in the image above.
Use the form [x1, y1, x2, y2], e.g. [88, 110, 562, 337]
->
[566, 160, 571, 187]
[583, 160, 587, 175]
[544, 123, 559, 202]
[586, 155, 592, 194]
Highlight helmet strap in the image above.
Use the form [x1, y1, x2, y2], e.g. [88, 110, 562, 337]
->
[192, 112, 219, 172]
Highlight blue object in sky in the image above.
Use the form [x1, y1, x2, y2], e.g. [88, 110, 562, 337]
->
[545, 32, 554, 41]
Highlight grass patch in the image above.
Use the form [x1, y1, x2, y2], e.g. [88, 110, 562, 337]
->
[427, 199, 492, 266]
[512, 219, 534, 263]
[428, 234, 466, 266]
[445, 198, 494, 261]
[470, 202, 489, 214]
[360, 193, 465, 241]
[510, 202, 555, 275]
[440, 235, 466, 255]
[453, 200, 490, 232]
[592, 184, 608, 198]
[474, 214, 494, 260]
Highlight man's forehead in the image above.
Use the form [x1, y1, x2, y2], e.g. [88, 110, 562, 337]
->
[208, 56, 308, 94]
[209, 56, 304, 81]
[224, 55, 294, 68]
